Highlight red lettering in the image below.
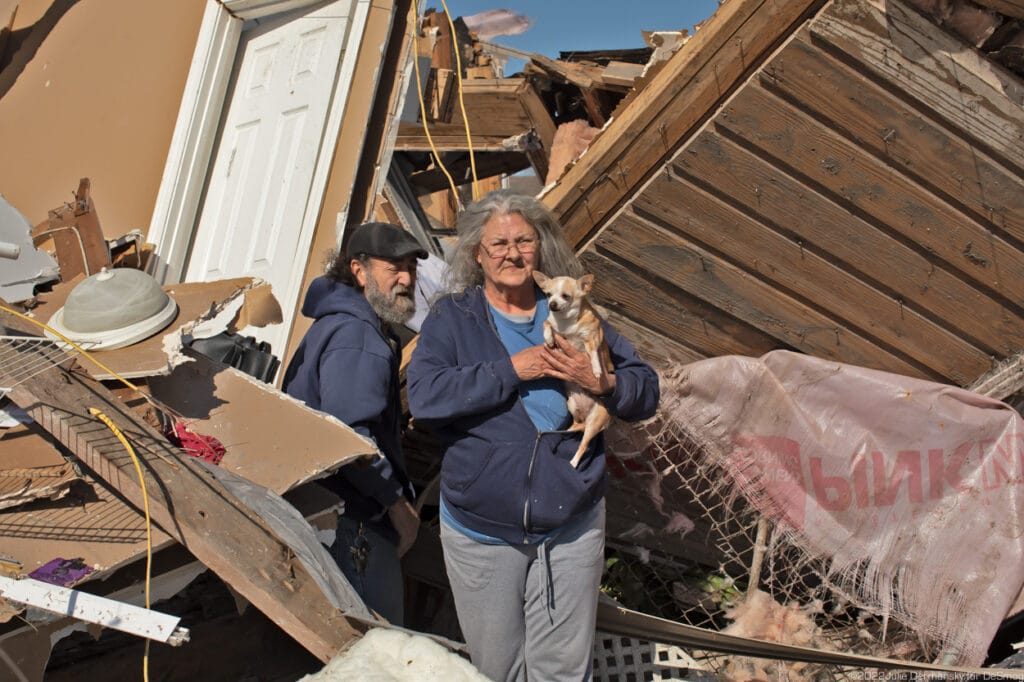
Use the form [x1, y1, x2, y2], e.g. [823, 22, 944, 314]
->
[810, 457, 851, 511]
[871, 450, 923, 506]
[733, 435, 805, 528]
[851, 453, 870, 508]
[929, 444, 969, 499]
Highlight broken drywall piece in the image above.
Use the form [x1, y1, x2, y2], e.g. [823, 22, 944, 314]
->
[25, 275, 260, 380]
[0, 422, 79, 511]
[0, 195, 60, 302]
[641, 30, 690, 77]
[233, 282, 283, 329]
[147, 352, 378, 494]
[163, 278, 272, 369]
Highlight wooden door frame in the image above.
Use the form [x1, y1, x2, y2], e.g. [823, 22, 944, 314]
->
[147, 0, 372, 291]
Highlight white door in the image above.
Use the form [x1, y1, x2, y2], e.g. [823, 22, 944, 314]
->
[185, 0, 353, 355]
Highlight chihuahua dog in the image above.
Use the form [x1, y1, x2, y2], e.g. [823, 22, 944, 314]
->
[533, 271, 613, 468]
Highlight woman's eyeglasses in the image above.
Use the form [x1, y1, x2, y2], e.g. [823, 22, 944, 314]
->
[480, 237, 538, 259]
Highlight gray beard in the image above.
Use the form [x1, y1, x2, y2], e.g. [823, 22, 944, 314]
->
[365, 278, 415, 326]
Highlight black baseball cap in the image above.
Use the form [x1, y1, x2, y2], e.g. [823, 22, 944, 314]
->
[345, 222, 428, 260]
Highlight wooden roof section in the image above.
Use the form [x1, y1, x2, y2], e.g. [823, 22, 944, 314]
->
[546, 0, 1024, 387]
[394, 77, 556, 152]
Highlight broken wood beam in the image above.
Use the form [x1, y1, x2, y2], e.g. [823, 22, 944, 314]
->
[0, 335, 371, 662]
[36, 178, 111, 281]
[973, 0, 1024, 21]
[407, 151, 531, 194]
[543, 0, 827, 249]
[502, 129, 549, 188]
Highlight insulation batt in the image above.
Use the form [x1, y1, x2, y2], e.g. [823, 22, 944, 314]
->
[723, 589, 828, 681]
[300, 628, 489, 682]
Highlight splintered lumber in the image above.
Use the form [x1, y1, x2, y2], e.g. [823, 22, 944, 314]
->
[0, 338, 370, 662]
[395, 78, 555, 153]
[972, 0, 1024, 20]
[543, 0, 826, 248]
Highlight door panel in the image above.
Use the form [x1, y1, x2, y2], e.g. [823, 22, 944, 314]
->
[186, 1, 353, 354]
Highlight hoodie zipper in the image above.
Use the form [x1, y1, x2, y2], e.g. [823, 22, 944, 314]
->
[480, 289, 572, 542]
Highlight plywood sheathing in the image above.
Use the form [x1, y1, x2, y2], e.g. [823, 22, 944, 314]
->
[0, 355, 369, 662]
[548, 0, 1024, 388]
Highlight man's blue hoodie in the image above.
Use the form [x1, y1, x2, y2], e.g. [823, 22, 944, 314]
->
[407, 287, 659, 544]
[282, 276, 413, 529]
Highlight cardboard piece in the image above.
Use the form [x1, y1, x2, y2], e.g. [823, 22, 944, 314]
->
[0, 422, 79, 511]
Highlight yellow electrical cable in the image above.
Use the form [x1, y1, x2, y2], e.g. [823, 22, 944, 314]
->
[90, 408, 154, 682]
[438, 0, 480, 199]
[410, 4, 462, 208]
[0, 304, 157, 679]
[0, 303, 143, 393]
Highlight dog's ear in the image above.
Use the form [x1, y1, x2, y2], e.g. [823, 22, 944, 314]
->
[578, 273, 595, 295]
[532, 271, 549, 288]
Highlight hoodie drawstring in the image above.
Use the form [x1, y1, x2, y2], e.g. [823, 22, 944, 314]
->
[537, 538, 555, 623]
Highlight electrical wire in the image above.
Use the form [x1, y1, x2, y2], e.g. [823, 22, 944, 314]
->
[1, 304, 141, 389]
[32, 226, 93, 277]
[0, 305, 157, 680]
[410, 3, 462, 208]
[438, 0, 480, 199]
[89, 408, 154, 682]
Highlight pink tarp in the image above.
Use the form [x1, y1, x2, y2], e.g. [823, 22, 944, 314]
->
[663, 350, 1024, 665]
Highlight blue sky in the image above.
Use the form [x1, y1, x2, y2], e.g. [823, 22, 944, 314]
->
[441, 1, 720, 59]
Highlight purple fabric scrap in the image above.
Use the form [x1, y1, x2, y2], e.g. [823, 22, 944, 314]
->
[28, 557, 94, 587]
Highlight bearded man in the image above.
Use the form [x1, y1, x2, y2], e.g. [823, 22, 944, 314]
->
[282, 222, 425, 625]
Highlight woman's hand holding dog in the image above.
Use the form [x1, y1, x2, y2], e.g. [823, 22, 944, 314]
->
[512, 339, 615, 395]
[511, 345, 555, 381]
[541, 335, 616, 397]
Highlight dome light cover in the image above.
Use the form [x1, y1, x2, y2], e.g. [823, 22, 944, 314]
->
[46, 268, 178, 350]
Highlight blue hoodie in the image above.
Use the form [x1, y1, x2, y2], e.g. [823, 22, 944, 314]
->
[407, 287, 659, 544]
[282, 276, 413, 528]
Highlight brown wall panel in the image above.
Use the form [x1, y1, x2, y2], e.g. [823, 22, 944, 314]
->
[0, 0, 206, 232]
[597, 213, 925, 377]
[633, 171, 990, 383]
[672, 132, 1024, 357]
[763, 35, 1024, 247]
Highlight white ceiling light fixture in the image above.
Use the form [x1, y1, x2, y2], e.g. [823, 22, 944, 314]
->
[46, 268, 178, 350]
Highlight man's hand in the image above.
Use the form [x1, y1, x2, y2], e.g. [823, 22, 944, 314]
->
[388, 497, 420, 558]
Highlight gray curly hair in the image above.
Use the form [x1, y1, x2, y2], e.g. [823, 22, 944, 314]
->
[445, 189, 583, 293]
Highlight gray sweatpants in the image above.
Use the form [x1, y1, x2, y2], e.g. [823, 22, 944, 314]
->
[440, 500, 605, 682]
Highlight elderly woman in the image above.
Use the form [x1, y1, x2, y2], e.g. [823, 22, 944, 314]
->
[407, 190, 659, 681]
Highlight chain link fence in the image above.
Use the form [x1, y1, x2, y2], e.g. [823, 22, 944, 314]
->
[598, 412, 934, 680]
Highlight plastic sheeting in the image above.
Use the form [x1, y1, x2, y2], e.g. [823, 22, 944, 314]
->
[664, 350, 1024, 665]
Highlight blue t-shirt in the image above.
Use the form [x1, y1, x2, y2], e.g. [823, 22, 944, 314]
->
[488, 292, 570, 432]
